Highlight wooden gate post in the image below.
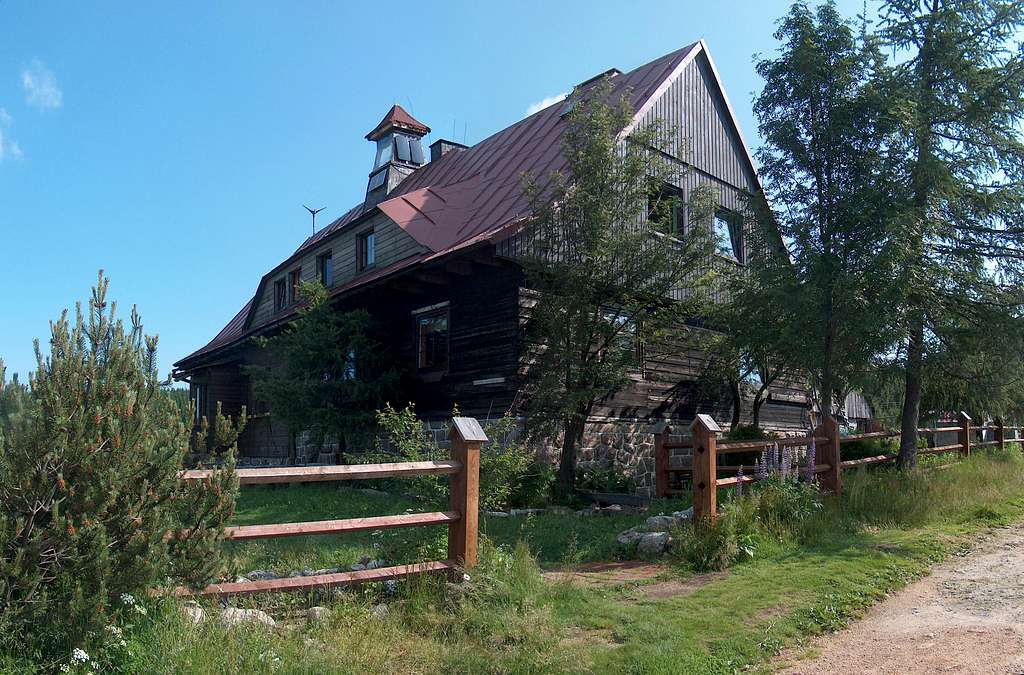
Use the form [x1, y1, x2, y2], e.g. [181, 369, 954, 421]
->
[958, 411, 972, 458]
[996, 416, 1005, 451]
[690, 414, 721, 525]
[653, 421, 670, 498]
[448, 417, 486, 570]
[814, 415, 842, 495]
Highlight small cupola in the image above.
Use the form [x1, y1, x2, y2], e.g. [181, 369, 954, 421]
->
[365, 104, 430, 206]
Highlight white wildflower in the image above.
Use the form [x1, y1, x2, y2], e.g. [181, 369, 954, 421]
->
[120, 592, 136, 606]
[71, 647, 90, 663]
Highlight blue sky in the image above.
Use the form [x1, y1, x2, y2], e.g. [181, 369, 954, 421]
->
[0, 0, 868, 381]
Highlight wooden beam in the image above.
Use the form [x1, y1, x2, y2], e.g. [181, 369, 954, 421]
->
[181, 460, 461, 485]
[173, 561, 454, 597]
[221, 511, 460, 541]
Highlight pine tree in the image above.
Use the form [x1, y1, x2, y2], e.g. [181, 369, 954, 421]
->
[248, 281, 399, 463]
[520, 81, 715, 496]
[740, 2, 903, 416]
[0, 272, 242, 664]
[880, 0, 1024, 468]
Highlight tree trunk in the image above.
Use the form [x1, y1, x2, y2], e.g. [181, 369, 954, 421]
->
[729, 380, 742, 432]
[897, 314, 924, 469]
[556, 417, 584, 497]
[752, 391, 766, 429]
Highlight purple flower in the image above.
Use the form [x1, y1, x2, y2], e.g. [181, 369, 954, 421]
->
[804, 437, 817, 483]
[782, 445, 793, 480]
[735, 466, 745, 498]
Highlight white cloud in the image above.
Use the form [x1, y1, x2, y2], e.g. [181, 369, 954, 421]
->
[525, 92, 568, 117]
[0, 109, 23, 162]
[21, 59, 63, 110]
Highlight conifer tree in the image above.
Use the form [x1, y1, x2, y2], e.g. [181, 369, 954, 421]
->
[0, 272, 241, 663]
[880, 0, 1024, 467]
[521, 82, 715, 496]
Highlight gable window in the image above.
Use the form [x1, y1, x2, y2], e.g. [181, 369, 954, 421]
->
[648, 184, 685, 236]
[415, 307, 449, 371]
[288, 268, 302, 304]
[317, 251, 333, 287]
[274, 278, 287, 312]
[358, 230, 376, 270]
[713, 209, 744, 262]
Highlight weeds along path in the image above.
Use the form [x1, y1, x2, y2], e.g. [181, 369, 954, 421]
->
[781, 523, 1024, 675]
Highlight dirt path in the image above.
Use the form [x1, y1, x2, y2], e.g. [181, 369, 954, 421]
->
[781, 524, 1024, 675]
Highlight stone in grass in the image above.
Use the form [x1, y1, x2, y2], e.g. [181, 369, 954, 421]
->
[637, 532, 672, 555]
[673, 507, 694, 521]
[509, 508, 545, 516]
[546, 505, 574, 516]
[220, 607, 277, 629]
[181, 603, 205, 626]
[616, 527, 645, 548]
[484, 511, 510, 518]
[234, 576, 250, 584]
[644, 515, 677, 532]
[306, 606, 331, 622]
[246, 569, 279, 581]
[360, 488, 389, 497]
[372, 604, 389, 620]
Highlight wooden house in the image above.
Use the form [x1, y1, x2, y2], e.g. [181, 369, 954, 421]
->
[172, 41, 813, 484]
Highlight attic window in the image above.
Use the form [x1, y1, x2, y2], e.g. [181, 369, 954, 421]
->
[648, 184, 684, 235]
[288, 269, 302, 304]
[713, 209, 744, 262]
[368, 169, 387, 192]
[274, 278, 286, 312]
[317, 251, 333, 287]
[358, 230, 376, 270]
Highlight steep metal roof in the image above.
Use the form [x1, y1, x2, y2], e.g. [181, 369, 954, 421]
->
[365, 104, 430, 140]
[175, 42, 705, 370]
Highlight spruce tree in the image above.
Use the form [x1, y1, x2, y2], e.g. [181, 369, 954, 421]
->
[880, 0, 1024, 467]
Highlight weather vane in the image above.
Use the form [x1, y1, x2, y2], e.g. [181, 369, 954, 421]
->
[303, 204, 326, 234]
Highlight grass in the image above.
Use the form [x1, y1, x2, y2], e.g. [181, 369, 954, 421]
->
[25, 447, 1024, 674]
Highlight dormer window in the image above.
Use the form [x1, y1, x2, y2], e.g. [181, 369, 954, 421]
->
[317, 251, 333, 287]
[373, 137, 394, 170]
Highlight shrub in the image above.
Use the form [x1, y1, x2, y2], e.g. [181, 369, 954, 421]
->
[0, 274, 242, 667]
[575, 462, 636, 494]
[372, 405, 553, 511]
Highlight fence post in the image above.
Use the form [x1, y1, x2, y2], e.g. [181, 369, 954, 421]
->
[996, 416, 1005, 451]
[813, 415, 842, 495]
[958, 411, 972, 458]
[448, 417, 486, 571]
[653, 421, 670, 498]
[690, 414, 721, 525]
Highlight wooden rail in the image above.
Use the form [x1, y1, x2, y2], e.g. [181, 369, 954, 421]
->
[654, 410, 1017, 525]
[172, 416, 486, 597]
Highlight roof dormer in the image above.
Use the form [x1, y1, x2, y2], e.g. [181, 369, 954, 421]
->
[365, 105, 430, 207]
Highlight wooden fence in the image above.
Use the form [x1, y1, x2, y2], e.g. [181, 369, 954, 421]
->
[172, 416, 486, 597]
[655, 413, 1022, 524]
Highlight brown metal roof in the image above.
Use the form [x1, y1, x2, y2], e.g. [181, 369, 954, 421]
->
[175, 42, 701, 371]
[365, 104, 430, 140]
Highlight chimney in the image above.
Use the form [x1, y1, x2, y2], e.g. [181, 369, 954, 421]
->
[364, 104, 430, 207]
[429, 138, 469, 162]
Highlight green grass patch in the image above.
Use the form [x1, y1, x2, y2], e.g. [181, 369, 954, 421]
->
[25, 448, 1024, 674]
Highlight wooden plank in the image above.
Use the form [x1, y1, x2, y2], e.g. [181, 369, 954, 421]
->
[222, 511, 460, 541]
[181, 460, 461, 485]
[840, 454, 898, 468]
[716, 474, 757, 488]
[839, 431, 899, 441]
[916, 426, 961, 433]
[974, 440, 1000, 448]
[920, 444, 964, 455]
[173, 561, 454, 598]
[716, 436, 829, 455]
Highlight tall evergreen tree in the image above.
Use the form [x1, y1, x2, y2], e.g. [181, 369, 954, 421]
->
[880, 0, 1024, 467]
[521, 82, 715, 496]
[248, 281, 399, 462]
[740, 2, 902, 416]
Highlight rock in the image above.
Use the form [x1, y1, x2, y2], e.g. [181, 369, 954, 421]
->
[509, 508, 545, 516]
[637, 531, 672, 555]
[309, 567, 341, 576]
[673, 507, 694, 521]
[365, 559, 386, 570]
[246, 569, 279, 581]
[220, 607, 276, 629]
[576, 508, 597, 517]
[234, 576, 250, 584]
[358, 555, 372, 566]
[350, 563, 366, 571]
[306, 606, 331, 622]
[547, 505, 574, 516]
[360, 488, 389, 497]
[484, 511, 510, 518]
[287, 570, 304, 578]
[645, 515, 677, 531]
[181, 603, 205, 626]
[603, 504, 624, 514]
[372, 603, 389, 620]
[296, 568, 316, 577]
[616, 527, 645, 548]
